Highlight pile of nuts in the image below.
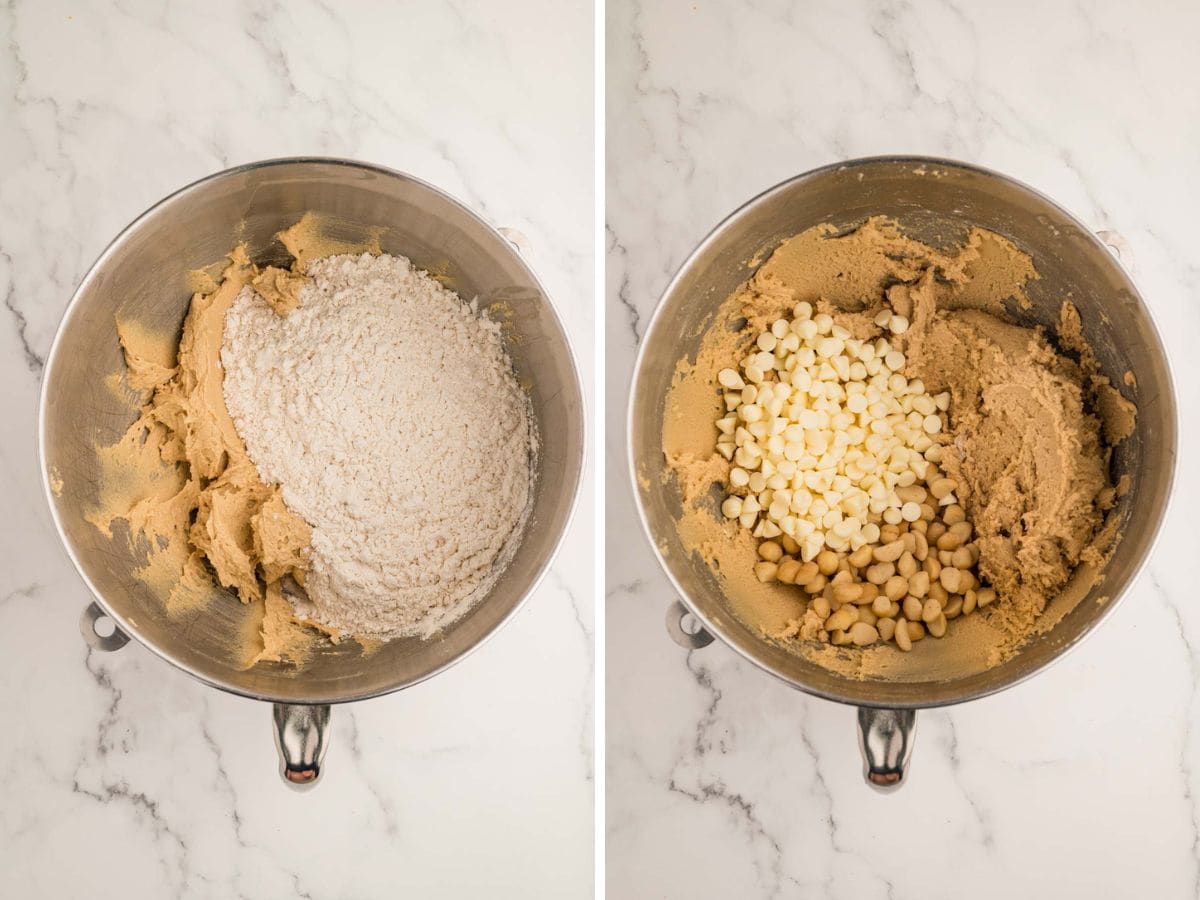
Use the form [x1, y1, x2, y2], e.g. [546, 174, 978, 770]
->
[754, 497, 994, 651]
[715, 301, 994, 651]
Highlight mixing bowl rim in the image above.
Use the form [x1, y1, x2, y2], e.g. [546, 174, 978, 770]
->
[39, 155, 586, 705]
[626, 153, 1178, 709]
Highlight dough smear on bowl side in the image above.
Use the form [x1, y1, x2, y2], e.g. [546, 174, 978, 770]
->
[91, 243, 316, 665]
[662, 217, 1137, 680]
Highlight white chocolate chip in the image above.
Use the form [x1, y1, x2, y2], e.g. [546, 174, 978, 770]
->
[718, 368, 744, 389]
[717, 303, 964, 556]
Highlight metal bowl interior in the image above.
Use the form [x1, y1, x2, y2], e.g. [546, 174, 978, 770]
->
[41, 158, 583, 704]
[630, 156, 1176, 709]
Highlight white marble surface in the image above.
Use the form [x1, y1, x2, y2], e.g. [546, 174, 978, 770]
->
[0, 1, 592, 897]
[607, 1, 1200, 896]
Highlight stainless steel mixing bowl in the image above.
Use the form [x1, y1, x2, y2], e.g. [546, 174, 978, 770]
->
[41, 158, 584, 787]
[629, 156, 1176, 789]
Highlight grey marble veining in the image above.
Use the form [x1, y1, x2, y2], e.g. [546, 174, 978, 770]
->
[606, 0, 1200, 896]
[0, 1, 593, 896]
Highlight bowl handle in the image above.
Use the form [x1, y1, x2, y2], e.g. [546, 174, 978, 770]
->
[273, 703, 331, 790]
[497, 226, 531, 255]
[1095, 229, 1135, 273]
[79, 602, 130, 652]
[665, 600, 714, 650]
[856, 707, 916, 791]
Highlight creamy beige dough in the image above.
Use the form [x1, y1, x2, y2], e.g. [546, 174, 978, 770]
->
[663, 217, 1135, 678]
[250, 266, 307, 316]
[88, 216, 382, 666]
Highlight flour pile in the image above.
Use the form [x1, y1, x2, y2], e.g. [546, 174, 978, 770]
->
[221, 252, 535, 638]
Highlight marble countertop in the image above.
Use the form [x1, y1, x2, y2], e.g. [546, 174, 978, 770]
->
[0, 1, 592, 897]
[606, 1, 1199, 896]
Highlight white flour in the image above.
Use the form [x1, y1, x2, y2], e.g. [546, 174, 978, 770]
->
[221, 253, 535, 638]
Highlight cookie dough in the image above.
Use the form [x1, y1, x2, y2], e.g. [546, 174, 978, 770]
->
[251, 266, 307, 316]
[90, 230, 339, 665]
[663, 217, 1134, 677]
